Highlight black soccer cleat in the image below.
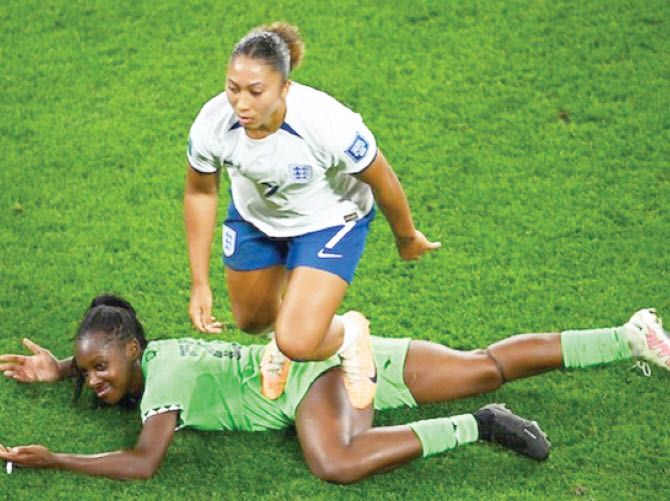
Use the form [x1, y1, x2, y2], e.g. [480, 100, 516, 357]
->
[474, 403, 550, 461]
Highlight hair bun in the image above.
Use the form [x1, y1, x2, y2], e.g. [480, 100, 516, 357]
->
[89, 294, 137, 317]
[262, 21, 305, 71]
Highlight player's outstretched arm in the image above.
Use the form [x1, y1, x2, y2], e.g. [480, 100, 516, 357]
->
[0, 411, 177, 480]
[0, 338, 75, 383]
[355, 150, 440, 260]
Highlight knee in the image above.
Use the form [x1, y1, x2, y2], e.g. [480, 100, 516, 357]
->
[274, 319, 326, 361]
[474, 349, 505, 390]
[232, 310, 274, 334]
[233, 316, 271, 334]
[307, 454, 359, 484]
[275, 330, 319, 361]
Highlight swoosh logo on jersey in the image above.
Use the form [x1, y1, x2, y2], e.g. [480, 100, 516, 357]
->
[317, 248, 343, 259]
[261, 182, 279, 197]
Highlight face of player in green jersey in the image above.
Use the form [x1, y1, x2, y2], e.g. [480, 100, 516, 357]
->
[74, 332, 143, 405]
[226, 54, 290, 139]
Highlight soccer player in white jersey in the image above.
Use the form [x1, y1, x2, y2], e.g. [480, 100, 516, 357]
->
[184, 22, 440, 408]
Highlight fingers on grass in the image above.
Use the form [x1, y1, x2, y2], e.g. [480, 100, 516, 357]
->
[22, 338, 42, 354]
[204, 324, 223, 334]
[0, 355, 26, 364]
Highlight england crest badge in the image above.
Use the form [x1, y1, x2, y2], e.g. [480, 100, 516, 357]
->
[288, 164, 313, 183]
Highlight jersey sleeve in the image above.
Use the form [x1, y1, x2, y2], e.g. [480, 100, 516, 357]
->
[140, 362, 193, 430]
[186, 100, 223, 174]
[327, 104, 378, 175]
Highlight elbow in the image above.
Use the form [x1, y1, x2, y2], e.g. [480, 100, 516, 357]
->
[126, 456, 161, 480]
[136, 470, 157, 480]
[132, 464, 158, 480]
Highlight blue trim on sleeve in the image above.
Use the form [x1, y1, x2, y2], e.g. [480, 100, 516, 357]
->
[230, 121, 242, 130]
[188, 162, 219, 175]
[351, 148, 378, 175]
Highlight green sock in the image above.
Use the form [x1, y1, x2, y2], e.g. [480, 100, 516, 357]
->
[561, 326, 632, 369]
[408, 414, 479, 458]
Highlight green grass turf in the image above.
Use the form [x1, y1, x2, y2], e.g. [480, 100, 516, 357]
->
[1, 0, 669, 498]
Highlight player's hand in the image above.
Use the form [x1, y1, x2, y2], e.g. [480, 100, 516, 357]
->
[188, 284, 223, 334]
[0, 445, 54, 469]
[395, 230, 441, 260]
[0, 338, 62, 383]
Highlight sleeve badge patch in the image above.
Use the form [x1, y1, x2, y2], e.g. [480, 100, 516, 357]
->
[345, 133, 369, 163]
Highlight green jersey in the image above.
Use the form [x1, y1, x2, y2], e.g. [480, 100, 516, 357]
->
[141, 338, 295, 432]
[140, 336, 415, 433]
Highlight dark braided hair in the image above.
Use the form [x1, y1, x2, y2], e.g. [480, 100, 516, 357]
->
[231, 21, 305, 82]
[73, 294, 147, 408]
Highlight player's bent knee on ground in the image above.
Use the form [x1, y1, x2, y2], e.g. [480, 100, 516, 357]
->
[232, 310, 275, 334]
[305, 452, 364, 484]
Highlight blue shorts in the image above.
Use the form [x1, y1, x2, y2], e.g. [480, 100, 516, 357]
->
[221, 202, 376, 283]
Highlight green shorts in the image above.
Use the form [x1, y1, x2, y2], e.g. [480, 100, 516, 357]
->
[282, 335, 417, 421]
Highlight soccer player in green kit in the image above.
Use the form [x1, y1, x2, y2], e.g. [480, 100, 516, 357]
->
[1, 294, 668, 482]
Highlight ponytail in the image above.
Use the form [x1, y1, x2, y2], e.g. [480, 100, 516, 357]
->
[231, 21, 305, 81]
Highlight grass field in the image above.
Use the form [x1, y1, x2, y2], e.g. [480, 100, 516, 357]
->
[1, 0, 669, 499]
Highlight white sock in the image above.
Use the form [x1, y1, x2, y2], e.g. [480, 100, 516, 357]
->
[335, 315, 361, 355]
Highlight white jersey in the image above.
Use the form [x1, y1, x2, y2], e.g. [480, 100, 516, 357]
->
[187, 82, 377, 237]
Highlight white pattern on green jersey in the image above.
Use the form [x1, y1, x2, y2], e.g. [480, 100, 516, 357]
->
[187, 82, 377, 237]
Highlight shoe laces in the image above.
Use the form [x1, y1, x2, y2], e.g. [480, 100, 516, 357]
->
[340, 344, 363, 384]
[262, 343, 288, 375]
[631, 360, 652, 377]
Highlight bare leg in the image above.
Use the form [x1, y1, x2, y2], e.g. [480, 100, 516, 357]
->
[226, 265, 350, 361]
[404, 333, 563, 404]
[274, 267, 349, 361]
[225, 265, 287, 333]
[295, 333, 564, 482]
[295, 368, 422, 484]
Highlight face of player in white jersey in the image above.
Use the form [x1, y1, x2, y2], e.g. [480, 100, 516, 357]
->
[226, 55, 290, 139]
